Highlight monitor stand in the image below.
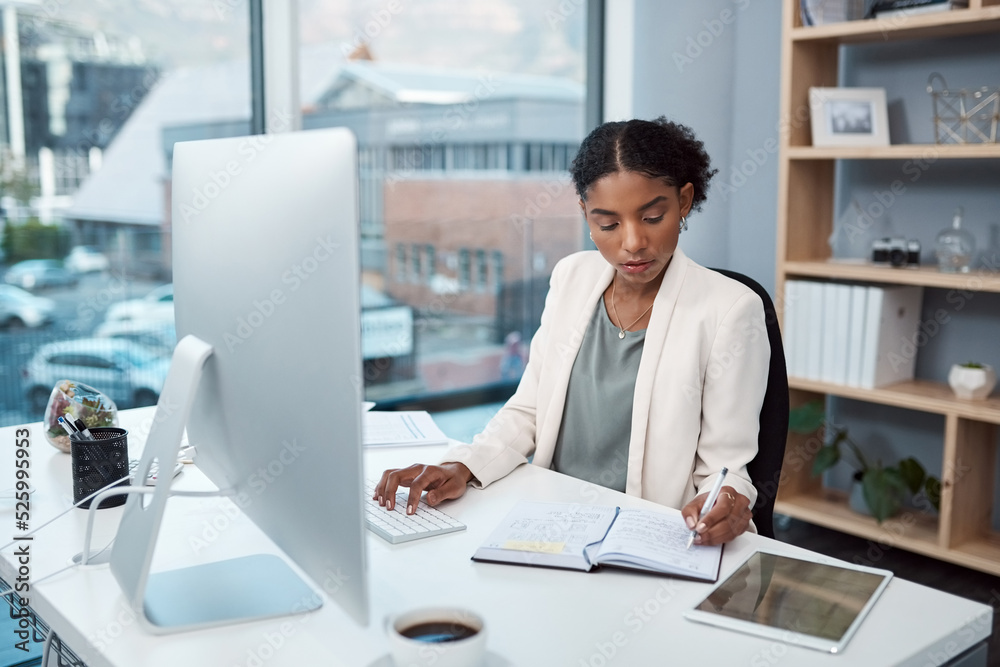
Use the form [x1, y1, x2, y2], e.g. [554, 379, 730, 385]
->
[108, 335, 322, 634]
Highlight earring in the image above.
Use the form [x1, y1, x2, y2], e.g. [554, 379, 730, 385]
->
[589, 232, 594, 241]
[680, 216, 688, 233]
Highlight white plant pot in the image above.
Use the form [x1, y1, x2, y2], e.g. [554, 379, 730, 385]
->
[848, 482, 872, 517]
[947, 364, 997, 400]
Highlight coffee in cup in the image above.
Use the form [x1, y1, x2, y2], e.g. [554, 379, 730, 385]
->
[387, 607, 486, 667]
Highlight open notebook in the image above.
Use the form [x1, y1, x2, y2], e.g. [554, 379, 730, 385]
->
[472, 501, 722, 582]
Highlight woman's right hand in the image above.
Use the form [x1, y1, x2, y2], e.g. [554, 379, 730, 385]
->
[373, 462, 474, 515]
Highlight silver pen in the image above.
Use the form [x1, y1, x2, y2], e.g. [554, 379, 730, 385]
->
[686, 467, 728, 549]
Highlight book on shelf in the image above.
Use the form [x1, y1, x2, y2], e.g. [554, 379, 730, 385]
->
[783, 281, 801, 379]
[858, 284, 923, 389]
[805, 281, 825, 382]
[825, 283, 853, 386]
[870, 0, 968, 19]
[784, 280, 922, 388]
[846, 284, 869, 387]
[472, 501, 723, 582]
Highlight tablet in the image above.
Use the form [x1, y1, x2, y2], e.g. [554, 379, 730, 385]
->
[684, 550, 893, 654]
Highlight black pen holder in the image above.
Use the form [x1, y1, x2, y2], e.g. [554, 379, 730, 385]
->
[70, 427, 130, 509]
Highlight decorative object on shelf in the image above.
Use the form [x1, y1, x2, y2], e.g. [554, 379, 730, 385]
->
[935, 206, 976, 273]
[979, 223, 1000, 271]
[927, 73, 999, 145]
[947, 362, 997, 400]
[829, 198, 867, 258]
[43, 380, 119, 453]
[809, 87, 890, 147]
[789, 401, 942, 523]
[872, 236, 921, 268]
[801, 0, 868, 25]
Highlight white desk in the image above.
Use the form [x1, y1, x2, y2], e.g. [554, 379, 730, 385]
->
[0, 408, 991, 666]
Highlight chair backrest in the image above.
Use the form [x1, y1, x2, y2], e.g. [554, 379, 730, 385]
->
[710, 268, 789, 539]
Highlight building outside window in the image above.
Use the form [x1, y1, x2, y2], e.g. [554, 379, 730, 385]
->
[0, 2, 251, 428]
[411, 242, 422, 283]
[425, 245, 436, 281]
[0, 0, 587, 425]
[475, 249, 488, 292]
[458, 248, 471, 290]
[395, 244, 407, 282]
[492, 250, 504, 292]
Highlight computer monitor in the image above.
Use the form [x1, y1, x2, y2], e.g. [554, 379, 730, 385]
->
[109, 127, 368, 633]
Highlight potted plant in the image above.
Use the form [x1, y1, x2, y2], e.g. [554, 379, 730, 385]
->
[947, 361, 997, 400]
[789, 401, 941, 523]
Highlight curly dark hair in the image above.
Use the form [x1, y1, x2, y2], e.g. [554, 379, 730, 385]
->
[569, 117, 718, 212]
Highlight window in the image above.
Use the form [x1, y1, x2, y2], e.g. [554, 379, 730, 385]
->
[0, 2, 252, 427]
[395, 244, 407, 282]
[492, 250, 504, 291]
[425, 245, 436, 280]
[300, 1, 587, 404]
[458, 249, 471, 290]
[411, 243, 422, 283]
[475, 249, 488, 291]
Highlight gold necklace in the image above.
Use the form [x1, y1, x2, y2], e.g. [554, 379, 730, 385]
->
[610, 277, 654, 339]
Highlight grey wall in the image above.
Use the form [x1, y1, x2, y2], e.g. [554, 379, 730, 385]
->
[615, 5, 1000, 526]
[723, 2, 782, 296]
[610, 0, 782, 294]
[832, 33, 1000, 524]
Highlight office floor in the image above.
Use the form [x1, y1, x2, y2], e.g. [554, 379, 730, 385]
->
[776, 518, 1000, 666]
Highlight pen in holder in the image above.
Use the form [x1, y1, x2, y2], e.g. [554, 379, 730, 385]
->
[70, 427, 130, 509]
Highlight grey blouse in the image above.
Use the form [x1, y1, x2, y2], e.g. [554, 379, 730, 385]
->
[550, 297, 645, 492]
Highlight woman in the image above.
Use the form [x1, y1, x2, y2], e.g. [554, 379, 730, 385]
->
[374, 117, 770, 546]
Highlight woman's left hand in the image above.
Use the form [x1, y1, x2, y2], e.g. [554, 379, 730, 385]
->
[681, 486, 752, 546]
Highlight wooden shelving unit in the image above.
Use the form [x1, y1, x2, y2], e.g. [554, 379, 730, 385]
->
[775, 0, 1000, 576]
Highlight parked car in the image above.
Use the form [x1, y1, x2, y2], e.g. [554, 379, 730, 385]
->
[0, 285, 55, 329]
[22, 338, 170, 411]
[64, 246, 110, 273]
[93, 319, 177, 355]
[4, 259, 79, 290]
[104, 283, 174, 322]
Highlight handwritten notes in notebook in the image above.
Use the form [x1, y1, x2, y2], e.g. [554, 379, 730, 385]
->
[473, 501, 722, 582]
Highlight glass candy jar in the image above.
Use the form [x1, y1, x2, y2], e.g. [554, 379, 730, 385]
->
[935, 207, 976, 273]
[43, 381, 119, 453]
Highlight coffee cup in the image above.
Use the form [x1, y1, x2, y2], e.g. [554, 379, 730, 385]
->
[387, 606, 487, 667]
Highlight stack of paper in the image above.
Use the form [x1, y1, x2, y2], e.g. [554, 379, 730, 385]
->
[362, 411, 450, 447]
[784, 280, 923, 388]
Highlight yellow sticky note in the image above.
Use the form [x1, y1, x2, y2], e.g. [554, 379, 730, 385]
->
[503, 540, 565, 554]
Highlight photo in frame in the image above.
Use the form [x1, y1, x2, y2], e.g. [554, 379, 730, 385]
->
[809, 87, 890, 147]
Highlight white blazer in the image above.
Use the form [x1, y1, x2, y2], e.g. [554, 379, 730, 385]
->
[442, 247, 770, 513]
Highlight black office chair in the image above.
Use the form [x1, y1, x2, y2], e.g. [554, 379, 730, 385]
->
[710, 268, 789, 539]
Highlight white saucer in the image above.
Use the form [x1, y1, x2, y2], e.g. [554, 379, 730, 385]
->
[367, 649, 510, 667]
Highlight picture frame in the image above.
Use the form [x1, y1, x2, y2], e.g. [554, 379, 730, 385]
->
[809, 87, 890, 147]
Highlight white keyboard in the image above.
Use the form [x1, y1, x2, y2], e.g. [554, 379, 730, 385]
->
[129, 458, 184, 486]
[364, 480, 466, 544]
